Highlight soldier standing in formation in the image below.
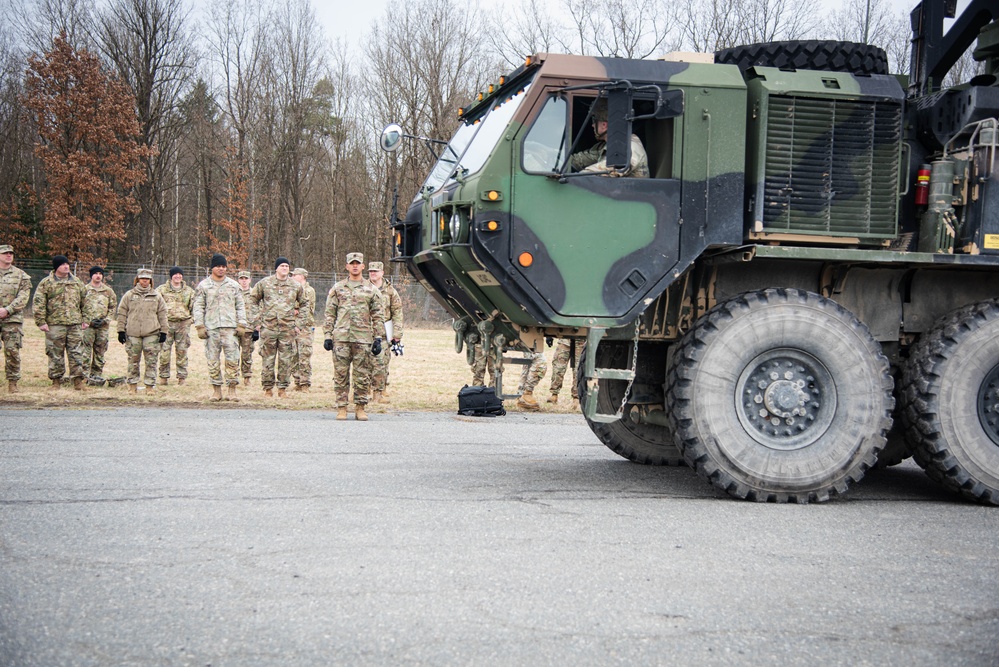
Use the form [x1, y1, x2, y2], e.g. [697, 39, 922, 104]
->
[0, 244, 32, 393]
[291, 267, 316, 392]
[248, 257, 305, 398]
[156, 266, 195, 385]
[81, 266, 116, 383]
[366, 261, 403, 403]
[235, 270, 258, 385]
[324, 252, 384, 421]
[516, 352, 547, 411]
[193, 253, 247, 402]
[548, 338, 581, 405]
[34, 255, 89, 390]
[116, 268, 168, 393]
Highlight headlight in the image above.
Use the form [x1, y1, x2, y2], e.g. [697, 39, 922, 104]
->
[449, 214, 461, 241]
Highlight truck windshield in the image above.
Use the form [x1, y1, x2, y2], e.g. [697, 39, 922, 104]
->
[422, 79, 533, 193]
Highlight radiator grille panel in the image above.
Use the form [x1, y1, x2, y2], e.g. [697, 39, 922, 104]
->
[762, 95, 901, 238]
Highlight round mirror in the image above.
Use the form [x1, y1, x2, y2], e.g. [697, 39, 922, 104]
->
[380, 123, 404, 153]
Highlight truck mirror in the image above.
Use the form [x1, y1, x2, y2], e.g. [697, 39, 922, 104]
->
[656, 89, 684, 119]
[605, 90, 633, 170]
[380, 123, 404, 153]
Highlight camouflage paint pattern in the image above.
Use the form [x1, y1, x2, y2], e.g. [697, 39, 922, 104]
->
[156, 282, 195, 322]
[371, 280, 403, 393]
[323, 280, 385, 344]
[292, 326, 314, 387]
[249, 276, 303, 332]
[333, 341, 374, 407]
[517, 352, 547, 393]
[470, 342, 496, 387]
[82, 284, 116, 324]
[205, 327, 240, 386]
[236, 330, 254, 379]
[1, 323, 23, 381]
[81, 323, 110, 377]
[193, 277, 246, 330]
[126, 333, 159, 386]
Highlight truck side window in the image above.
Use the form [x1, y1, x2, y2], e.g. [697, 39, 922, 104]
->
[522, 95, 568, 174]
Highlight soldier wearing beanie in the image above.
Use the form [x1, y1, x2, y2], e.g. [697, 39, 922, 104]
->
[81, 265, 117, 382]
[33, 255, 89, 390]
[324, 252, 385, 421]
[290, 268, 316, 392]
[155, 266, 195, 385]
[193, 253, 247, 402]
[0, 243, 33, 393]
[247, 257, 305, 397]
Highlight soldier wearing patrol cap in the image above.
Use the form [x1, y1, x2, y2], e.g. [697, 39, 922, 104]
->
[323, 252, 385, 421]
[0, 243, 33, 393]
[34, 254, 89, 390]
[569, 98, 649, 177]
[290, 267, 316, 391]
[235, 270, 258, 384]
[116, 268, 168, 393]
[248, 256, 305, 397]
[366, 260, 404, 402]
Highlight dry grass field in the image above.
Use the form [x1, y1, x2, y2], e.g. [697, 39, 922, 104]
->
[0, 321, 580, 414]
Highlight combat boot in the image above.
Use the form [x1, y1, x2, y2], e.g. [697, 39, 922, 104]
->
[144, 385, 155, 394]
[547, 393, 559, 404]
[227, 384, 239, 402]
[277, 388, 287, 398]
[336, 407, 348, 420]
[128, 383, 137, 394]
[263, 387, 273, 397]
[50, 378, 62, 390]
[160, 378, 168, 385]
[177, 378, 185, 386]
[372, 390, 383, 403]
[382, 389, 391, 399]
[299, 385, 310, 394]
[73, 377, 84, 391]
[517, 391, 540, 411]
[210, 385, 223, 402]
[242, 377, 249, 386]
[355, 405, 369, 421]
[8, 380, 18, 393]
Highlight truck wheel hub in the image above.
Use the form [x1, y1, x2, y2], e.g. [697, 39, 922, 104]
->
[737, 350, 836, 450]
[977, 364, 999, 448]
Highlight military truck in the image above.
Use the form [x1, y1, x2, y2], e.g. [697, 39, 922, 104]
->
[380, 0, 999, 503]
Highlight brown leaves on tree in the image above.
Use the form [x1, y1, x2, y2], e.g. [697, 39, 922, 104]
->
[22, 32, 152, 266]
[195, 143, 262, 271]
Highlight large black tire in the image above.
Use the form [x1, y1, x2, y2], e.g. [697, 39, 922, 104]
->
[715, 41, 889, 76]
[873, 367, 914, 469]
[900, 301, 999, 504]
[577, 343, 684, 466]
[666, 289, 893, 503]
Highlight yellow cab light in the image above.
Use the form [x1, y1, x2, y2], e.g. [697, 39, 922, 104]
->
[481, 190, 502, 202]
[457, 107, 464, 118]
[518, 252, 533, 267]
[525, 55, 532, 67]
[488, 84, 495, 94]
[439, 214, 446, 234]
[477, 92, 484, 101]
[487, 220, 499, 231]
[499, 75, 506, 85]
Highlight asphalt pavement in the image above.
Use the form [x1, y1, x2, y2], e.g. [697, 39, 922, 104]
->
[1, 408, 997, 666]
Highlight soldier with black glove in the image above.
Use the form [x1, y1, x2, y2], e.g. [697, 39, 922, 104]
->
[116, 268, 168, 393]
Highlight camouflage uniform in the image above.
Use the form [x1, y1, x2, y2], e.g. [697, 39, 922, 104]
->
[0, 259, 32, 384]
[248, 275, 304, 390]
[156, 281, 195, 381]
[370, 278, 403, 394]
[237, 274, 257, 380]
[117, 281, 168, 387]
[518, 352, 548, 393]
[569, 135, 649, 177]
[81, 283, 117, 378]
[470, 342, 496, 387]
[33, 271, 88, 381]
[324, 278, 385, 407]
[193, 276, 246, 387]
[549, 338, 581, 400]
[292, 274, 316, 389]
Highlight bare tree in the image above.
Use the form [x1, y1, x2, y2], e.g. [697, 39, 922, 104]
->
[737, 0, 819, 44]
[681, 0, 744, 52]
[487, 0, 567, 68]
[6, 0, 95, 55]
[93, 0, 194, 263]
[830, 0, 897, 45]
[563, 0, 680, 58]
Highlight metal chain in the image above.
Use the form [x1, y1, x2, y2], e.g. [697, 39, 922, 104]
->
[617, 320, 640, 417]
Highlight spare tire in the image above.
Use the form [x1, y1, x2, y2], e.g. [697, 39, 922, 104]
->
[715, 40, 890, 76]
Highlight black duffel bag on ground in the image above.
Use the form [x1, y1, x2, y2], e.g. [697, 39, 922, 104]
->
[457, 384, 506, 417]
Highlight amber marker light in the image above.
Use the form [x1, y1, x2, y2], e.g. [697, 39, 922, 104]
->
[525, 56, 532, 67]
[499, 76, 506, 85]
[486, 220, 499, 231]
[477, 92, 484, 101]
[488, 84, 495, 94]
[487, 190, 500, 201]
[518, 252, 533, 267]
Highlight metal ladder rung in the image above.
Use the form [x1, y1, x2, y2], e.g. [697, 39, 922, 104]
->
[591, 368, 635, 381]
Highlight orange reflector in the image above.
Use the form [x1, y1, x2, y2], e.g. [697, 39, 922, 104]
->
[457, 107, 464, 118]
[477, 92, 483, 101]
[487, 221, 499, 231]
[525, 56, 532, 67]
[487, 191, 500, 201]
[499, 75, 506, 85]
[518, 252, 533, 267]
[488, 84, 494, 94]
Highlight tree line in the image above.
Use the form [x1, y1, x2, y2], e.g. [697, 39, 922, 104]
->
[0, 0, 983, 273]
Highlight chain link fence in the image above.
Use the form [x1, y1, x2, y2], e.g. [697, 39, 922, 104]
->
[15, 259, 453, 328]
